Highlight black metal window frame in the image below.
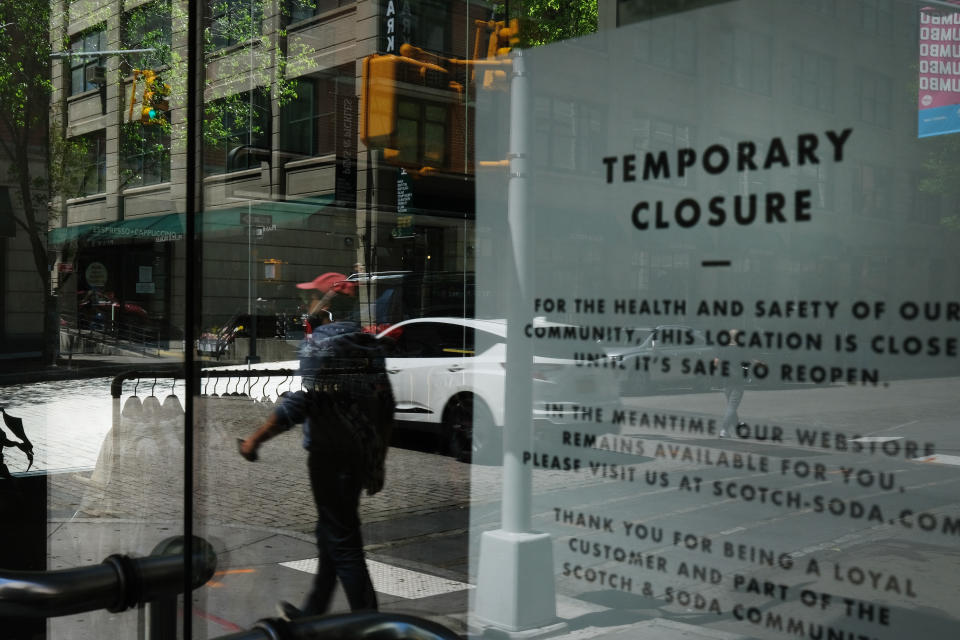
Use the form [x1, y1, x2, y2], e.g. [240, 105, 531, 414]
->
[121, 123, 171, 188]
[121, 0, 173, 73]
[280, 76, 337, 157]
[204, 88, 272, 174]
[208, 0, 263, 50]
[395, 98, 448, 168]
[78, 130, 107, 196]
[69, 28, 106, 96]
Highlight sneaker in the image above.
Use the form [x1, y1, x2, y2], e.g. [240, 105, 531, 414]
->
[276, 600, 304, 621]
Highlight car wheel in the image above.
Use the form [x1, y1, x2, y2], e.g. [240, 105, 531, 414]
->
[443, 395, 499, 464]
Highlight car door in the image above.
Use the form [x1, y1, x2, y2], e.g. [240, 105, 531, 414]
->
[380, 321, 473, 424]
[379, 323, 419, 422]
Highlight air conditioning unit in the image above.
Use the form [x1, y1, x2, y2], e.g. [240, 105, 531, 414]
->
[85, 64, 107, 86]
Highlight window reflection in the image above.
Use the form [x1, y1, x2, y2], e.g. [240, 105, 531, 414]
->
[77, 131, 107, 196]
[208, 0, 263, 50]
[205, 89, 271, 173]
[122, 0, 172, 72]
[69, 28, 105, 95]
[9, 1, 960, 639]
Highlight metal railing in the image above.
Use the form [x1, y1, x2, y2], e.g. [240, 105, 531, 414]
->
[0, 536, 216, 639]
[60, 310, 163, 357]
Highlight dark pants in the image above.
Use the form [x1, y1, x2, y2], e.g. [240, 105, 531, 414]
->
[302, 451, 378, 615]
[721, 385, 744, 434]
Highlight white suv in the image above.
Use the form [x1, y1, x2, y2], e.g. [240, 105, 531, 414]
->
[377, 317, 622, 462]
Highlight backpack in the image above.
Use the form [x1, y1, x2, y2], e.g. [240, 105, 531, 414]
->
[302, 326, 395, 496]
[328, 381, 393, 495]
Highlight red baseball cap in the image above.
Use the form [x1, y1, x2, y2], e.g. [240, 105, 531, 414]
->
[295, 272, 357, 296]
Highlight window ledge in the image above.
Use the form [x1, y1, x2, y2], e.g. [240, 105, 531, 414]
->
[122, 182, 171, 198]
[206, 37, 263, 62]
[203, 168, 262, 184]
[287, 3, 355, 33]
[66, 193, 107, 207]
[67, 88, 102, 102]
[283, 153, 336, 171]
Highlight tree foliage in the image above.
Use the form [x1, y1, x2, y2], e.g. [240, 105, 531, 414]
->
[504, 0, 599, 47]
[0, 0, 63, 361]
[0, 6, 52, 243]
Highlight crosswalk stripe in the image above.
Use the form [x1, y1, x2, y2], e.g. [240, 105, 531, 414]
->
[913, 454, 960, 466]
[279, 558, 473, 599]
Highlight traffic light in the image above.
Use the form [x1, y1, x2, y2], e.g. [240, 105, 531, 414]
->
[139, 70, 170, 125]
[474, 18, 519, 89]
[493, 18, 520, 57]
[360, 53, 453, 150]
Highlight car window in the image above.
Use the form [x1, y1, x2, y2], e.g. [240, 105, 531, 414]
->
[434, 324, 475, 357]
[381, 323, 475, 358]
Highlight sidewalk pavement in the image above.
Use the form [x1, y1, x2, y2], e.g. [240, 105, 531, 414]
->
[48, 517, 745, 640]
[540, 597, 748, 640]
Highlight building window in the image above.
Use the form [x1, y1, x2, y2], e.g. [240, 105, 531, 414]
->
[208, 0, 263, 50]
[121, 123, 171, 188]
[853, 164, 894, 218]
[792, 48, 835, 112]
[856, 68, 892, 128]
[718, 28, 772, 96]
[799, 0, 837, 17]
[69, 28, 106, 96]
[911, 172, 942, 225]
[204, 89, 271, 174]
[632, 15, 697, 75]
[77, 131, 107, 196]
[854, 0, 893, 37]
[534, 96, 604, 175]
[280, 77, 336, 157]
[634, 116, 695, 189]
[287, 0, 350, 23]
[394, 99, 447, 168]
[795, 163, 833, 212]
[123, 1, 173, 73]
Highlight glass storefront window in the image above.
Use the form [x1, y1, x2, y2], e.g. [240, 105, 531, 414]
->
[4, 1, 960, 639]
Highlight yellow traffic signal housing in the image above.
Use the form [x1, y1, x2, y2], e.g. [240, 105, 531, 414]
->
[139, 70, 170, 125]
[360, 55, 400, 147]
[472, 18, 519, 89]
[360, 53, 454, 149]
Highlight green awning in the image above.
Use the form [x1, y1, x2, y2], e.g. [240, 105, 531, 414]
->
[48, 195, 336, 245]
[201, 195, 335, 234]
[48, 212, 185, 246]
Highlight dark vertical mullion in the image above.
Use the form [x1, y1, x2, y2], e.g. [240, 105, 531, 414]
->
[183, 0, 202, 637]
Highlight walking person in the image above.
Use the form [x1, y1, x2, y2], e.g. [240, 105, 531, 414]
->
[240, 277, 394, 618]
[715, 329, 751, 438]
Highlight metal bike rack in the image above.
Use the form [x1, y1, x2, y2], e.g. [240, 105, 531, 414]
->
[0, 535, 216, 639]
[212, 611, 462, 640]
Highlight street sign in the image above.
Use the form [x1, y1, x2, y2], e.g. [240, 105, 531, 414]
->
[241, 213, 273, 227]
[84, 262, 108, 288]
